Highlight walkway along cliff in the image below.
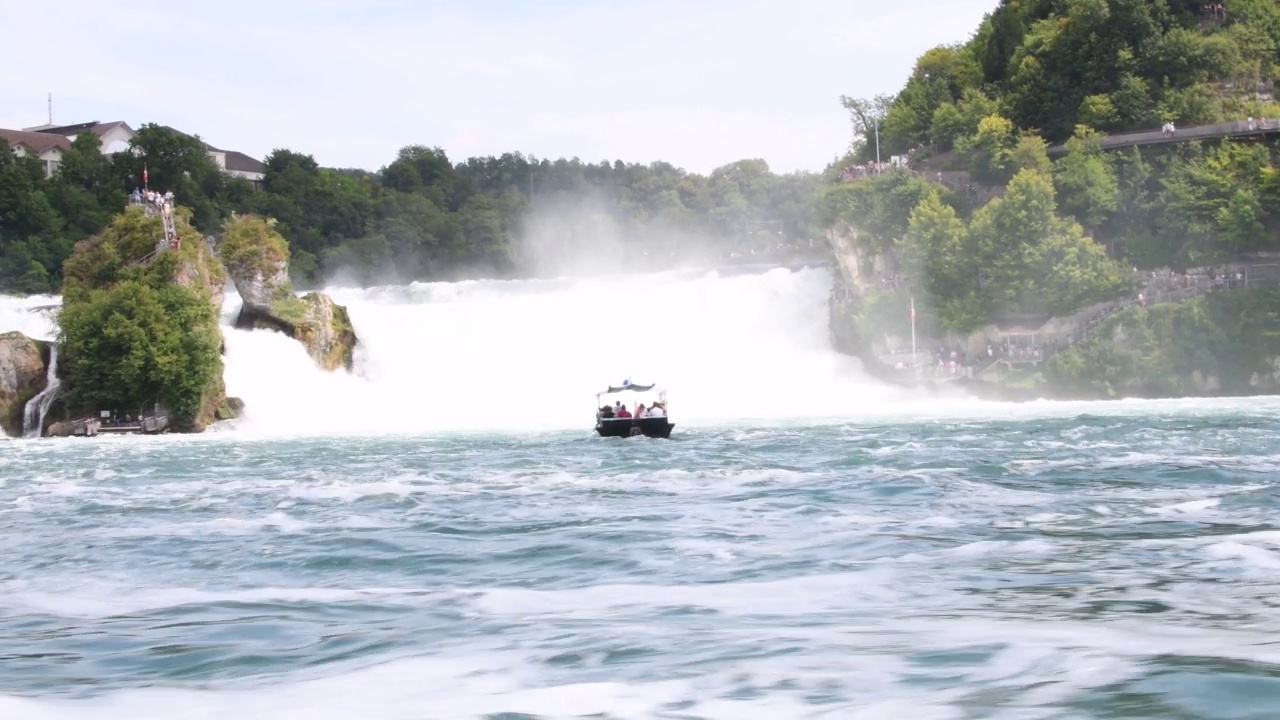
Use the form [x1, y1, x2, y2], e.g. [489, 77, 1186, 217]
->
[827, 222, 1280, 400]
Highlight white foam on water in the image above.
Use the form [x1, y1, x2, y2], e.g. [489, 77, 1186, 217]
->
[0, 651, 976, 720]
[4, 614, 1277, 719]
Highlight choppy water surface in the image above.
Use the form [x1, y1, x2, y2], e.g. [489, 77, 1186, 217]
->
[5, 402, 1280, 719]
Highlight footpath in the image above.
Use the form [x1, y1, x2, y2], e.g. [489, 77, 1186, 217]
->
[847, 261, 1280, 384]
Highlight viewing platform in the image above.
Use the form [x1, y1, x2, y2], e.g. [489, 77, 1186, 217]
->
[1047, 118, 1280, 157]
[68, 413, 170, 437]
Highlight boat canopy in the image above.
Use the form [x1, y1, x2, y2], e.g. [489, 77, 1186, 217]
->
[600, 381, 657, 395]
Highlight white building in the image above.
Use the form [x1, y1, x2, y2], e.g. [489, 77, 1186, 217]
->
[2, 119, 266, 186]
[25, 120, 137, 154]
[0, 128, 72, 176]
[205, 145, 266, 186]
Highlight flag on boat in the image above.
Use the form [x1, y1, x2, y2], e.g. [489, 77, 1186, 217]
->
[143, 165, 149, 187]
[910, 296, 916, 324]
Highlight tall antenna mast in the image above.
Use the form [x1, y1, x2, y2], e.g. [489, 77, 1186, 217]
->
[47, 92, 52, 125]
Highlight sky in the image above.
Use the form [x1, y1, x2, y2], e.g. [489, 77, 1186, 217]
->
[0, 0, 997, 175]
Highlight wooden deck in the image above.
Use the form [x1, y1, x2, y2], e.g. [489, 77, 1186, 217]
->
[73, 414, 170, 437]
[1047, 119, 1280, 157]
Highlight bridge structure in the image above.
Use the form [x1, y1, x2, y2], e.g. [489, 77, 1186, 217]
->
[1046, 118, 1280, 158]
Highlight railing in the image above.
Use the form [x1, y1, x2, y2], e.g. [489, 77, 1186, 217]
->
[1047, 118, 1280, 157]
[71, 418, 100, 437]
[847, 263, 1280, 383]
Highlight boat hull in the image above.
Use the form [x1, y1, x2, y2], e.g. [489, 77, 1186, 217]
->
[595, 417, 674, 439]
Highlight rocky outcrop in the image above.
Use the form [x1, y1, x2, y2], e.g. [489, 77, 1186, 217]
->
[291, 294, 357, 371]
[219, 214, 358, 372]
[0, 332, 47, 437]
[217, 396, 246, 421]
[173, 245, 228, 312]
[59, 205, 229, 433]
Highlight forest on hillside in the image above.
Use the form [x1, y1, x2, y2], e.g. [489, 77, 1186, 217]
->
[827, 0, 1280, 334]
[0, 125, 824, 295]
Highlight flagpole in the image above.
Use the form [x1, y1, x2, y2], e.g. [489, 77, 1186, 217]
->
[910, 296, 918, 380]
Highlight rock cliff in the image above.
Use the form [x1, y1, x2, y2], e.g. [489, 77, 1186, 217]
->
[58, 205, 241, 433]
[219, 214, 357, 371]
[0, 332, 47, 437]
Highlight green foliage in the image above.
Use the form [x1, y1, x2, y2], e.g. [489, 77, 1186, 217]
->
[830, 0, 1280, 339]
[219, 214, 291, 292]
[2, 123, 824, 294]
[1047, 286, 1280, 398]
[269, 294, 309, 325]
[861, 170, 1134, 335]
[1007, 134, 1053, 175]
[847, 0, 1280, 153]
[60, 206, 220, 302]
[59, 279, 221, 426]
[0, 139, 67, 294]
[1053, 126, 1121, 230]
[956, 114, 1019, 183]
[58, 207, 225, 429]
[819, 172, 938, 259]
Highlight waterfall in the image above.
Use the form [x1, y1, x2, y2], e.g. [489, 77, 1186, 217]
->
[220, 266, 907, 435]
[22, 344, 61, 439]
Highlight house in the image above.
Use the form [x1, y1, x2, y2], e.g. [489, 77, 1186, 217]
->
[3, 119, 266, 187]
[158, 126, 266, 188]
[206, 144, 266, 186]
[26, 120, 136, 154]
[0, 128, 72, 176]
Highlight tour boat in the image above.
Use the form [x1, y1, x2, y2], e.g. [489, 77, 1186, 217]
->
[595, 381, 675, 438]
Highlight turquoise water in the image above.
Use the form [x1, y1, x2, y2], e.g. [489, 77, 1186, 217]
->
[5, 400, 1280, 718]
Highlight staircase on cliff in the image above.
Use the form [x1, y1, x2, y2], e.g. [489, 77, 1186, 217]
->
[127, 195, 181, 266]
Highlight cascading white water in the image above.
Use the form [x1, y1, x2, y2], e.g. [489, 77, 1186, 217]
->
[220, 266, 915, 436]
[22, 344, 61, 439]
[0, 294, 58, 340]
[3, 267, 954, 438]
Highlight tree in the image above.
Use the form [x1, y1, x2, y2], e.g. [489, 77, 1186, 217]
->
[957, 114, 1018, 184]
[49, 133, 126, 242]
[114, 124, 230, 230]
[1053, 126, 1120, 230]
[0, 139, 64, 293]
[839, 94, 894, 158]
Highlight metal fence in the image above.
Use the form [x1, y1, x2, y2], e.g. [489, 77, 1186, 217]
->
[853, 263, 1280, 384]
[1048, 118, 1280, 157]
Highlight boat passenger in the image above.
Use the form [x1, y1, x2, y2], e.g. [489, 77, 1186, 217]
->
[616, 405, 632, 418]
[649, 403, 666, 417]
[599, 405, 614, 418]
[636, 403, 647, 418]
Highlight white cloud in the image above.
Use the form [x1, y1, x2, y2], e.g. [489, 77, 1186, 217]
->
[0, 0, 996, 173]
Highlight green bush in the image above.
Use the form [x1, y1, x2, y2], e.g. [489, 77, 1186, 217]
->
[1047, 286, 1280, 397]
[57, 206, 225, 429]
[59, 280, 221, 426]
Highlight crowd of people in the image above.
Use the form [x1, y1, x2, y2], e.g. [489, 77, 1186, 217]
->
[1200, 2, 1227, 21]
[598, 400, 667, 420]
[127, 188, 181, 251]
[130, 188, 175, 211]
